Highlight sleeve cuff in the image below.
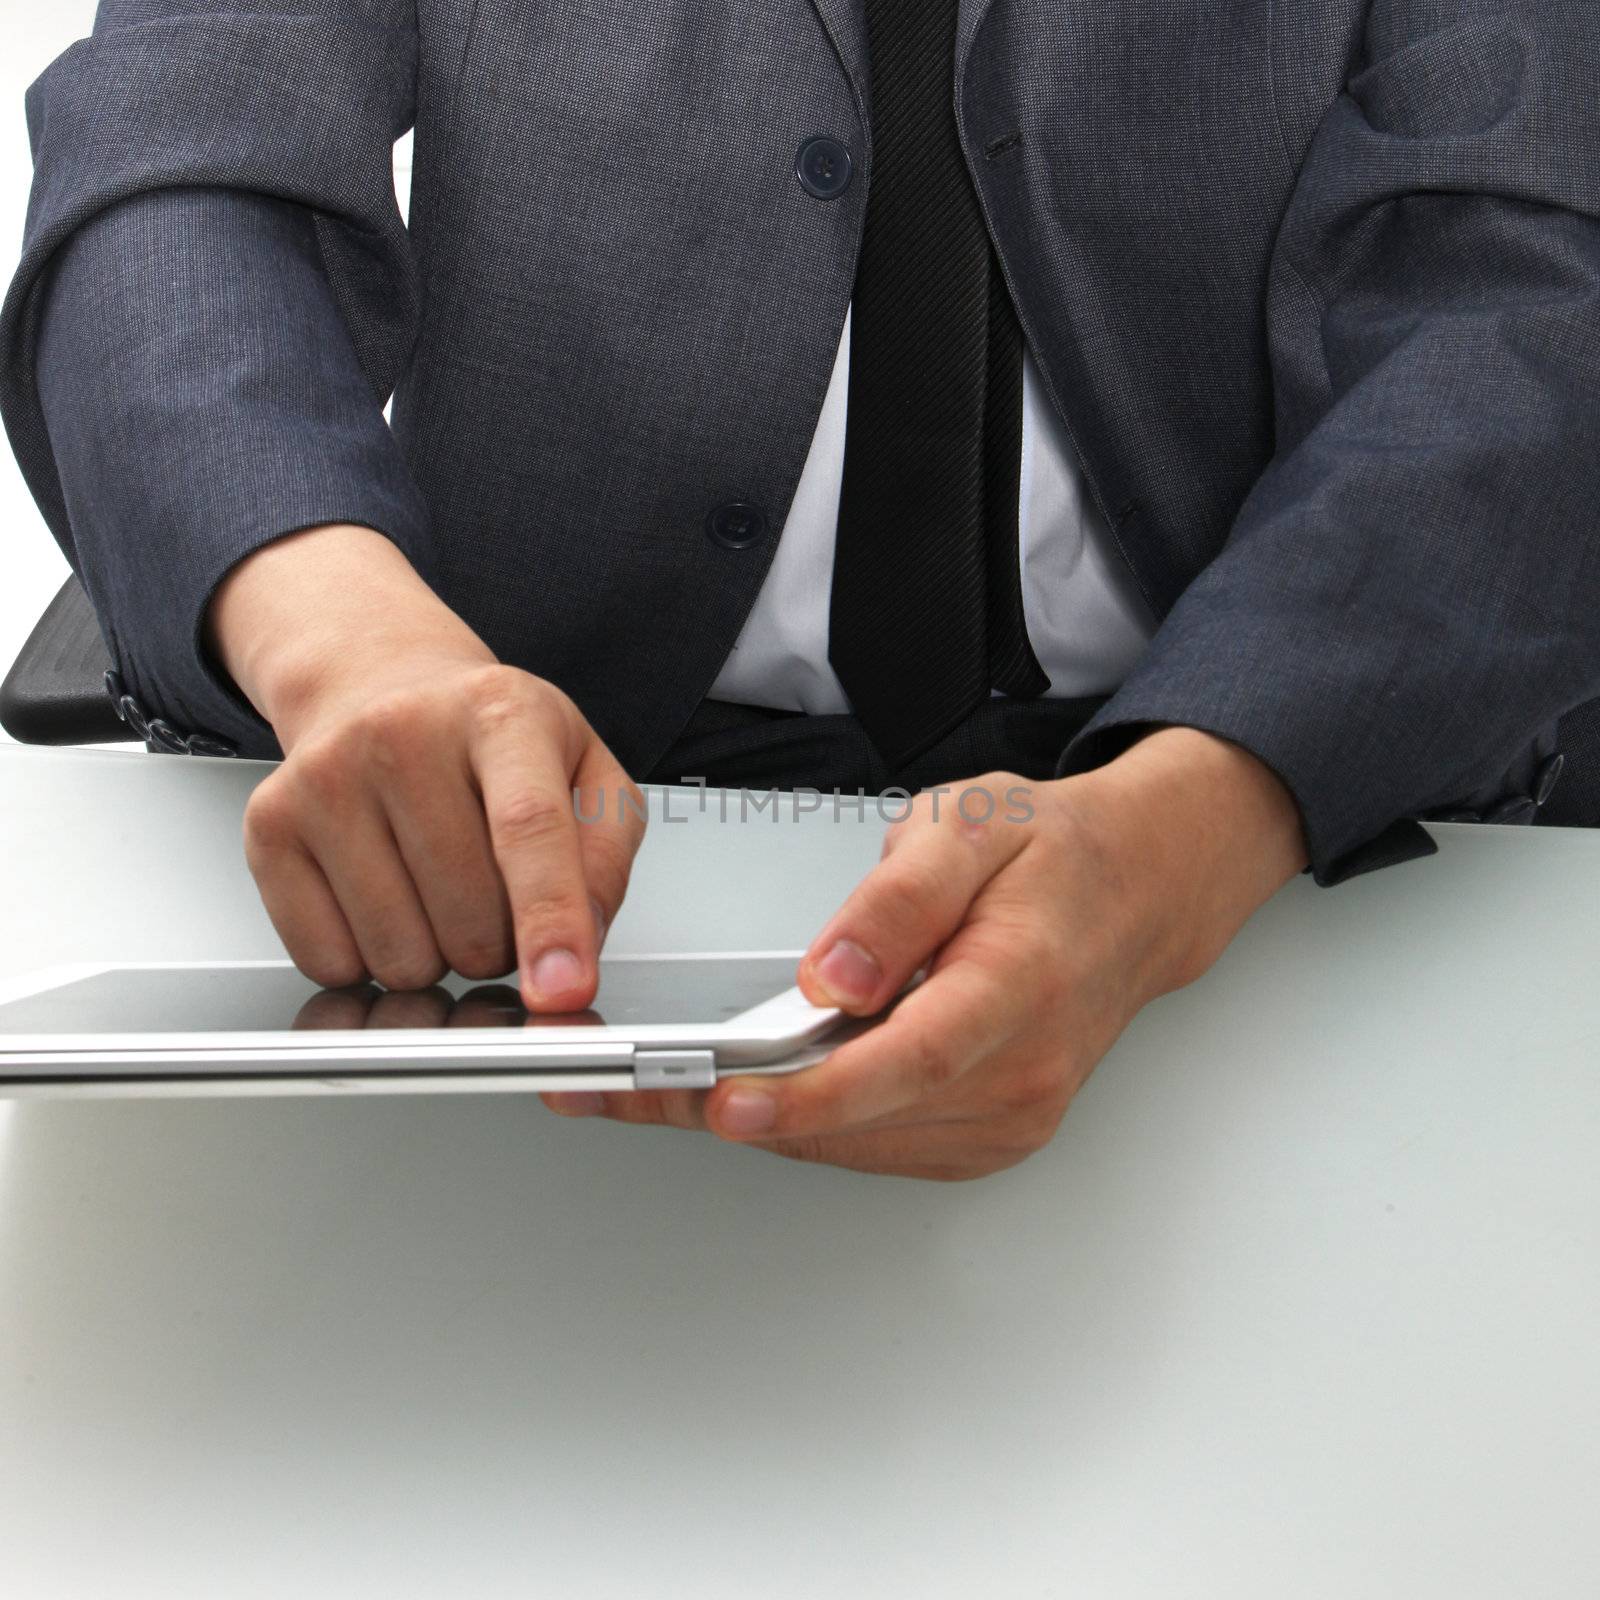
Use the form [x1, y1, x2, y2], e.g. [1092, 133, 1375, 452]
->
[1053, 704, 1442, 888]
[1054, 689, 1566, 887]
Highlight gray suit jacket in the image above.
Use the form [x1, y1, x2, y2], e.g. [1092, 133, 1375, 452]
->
[4, 0, 1598, 884]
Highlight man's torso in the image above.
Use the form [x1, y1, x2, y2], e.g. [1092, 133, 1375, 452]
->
[389, 0, 1363, 772]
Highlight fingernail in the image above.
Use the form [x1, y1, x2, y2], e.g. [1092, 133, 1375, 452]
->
[527, 947, 584, 1004]
[813, 938, 881, 1006]
[719, 1089, 778, 1137]
[547, 1091, 604, 1117]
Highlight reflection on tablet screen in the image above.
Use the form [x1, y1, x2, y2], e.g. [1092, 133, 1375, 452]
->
[0, 958, 802, 1036]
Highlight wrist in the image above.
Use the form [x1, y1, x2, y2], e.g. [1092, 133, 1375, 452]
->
[205, 523, 493, 746]
[1070, 725, 1310, 994]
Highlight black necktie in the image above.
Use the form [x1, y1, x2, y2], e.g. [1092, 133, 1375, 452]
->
[829, 0, 1046, 771]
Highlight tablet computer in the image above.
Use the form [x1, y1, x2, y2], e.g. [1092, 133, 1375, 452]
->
[0, 953, 852, 1099]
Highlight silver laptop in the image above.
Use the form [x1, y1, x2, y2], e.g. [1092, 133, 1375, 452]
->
[0, 952, 858, 1098]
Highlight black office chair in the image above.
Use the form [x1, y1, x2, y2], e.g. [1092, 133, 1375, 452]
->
[0, 574, 138, 746]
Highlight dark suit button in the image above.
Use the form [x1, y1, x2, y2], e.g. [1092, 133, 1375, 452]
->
[1485, 795, 1537, 825]
[145, 717, 189, 755]
[706, 501, 768, 550]
[187, 732, 239, 759]
[118, 695, 149, 739]
[1534, 751, 1566, 807]
[795, 136, 853, 200]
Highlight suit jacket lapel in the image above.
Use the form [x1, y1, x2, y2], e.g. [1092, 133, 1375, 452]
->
[806, 0, 870, 124]
[807, 0, 1002, 145]
[955, 0, 1000, 95]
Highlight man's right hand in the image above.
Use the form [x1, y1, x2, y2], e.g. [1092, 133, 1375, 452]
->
[205, 523, 645, 1007]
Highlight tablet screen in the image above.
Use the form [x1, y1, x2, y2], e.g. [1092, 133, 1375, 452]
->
[0, 957, 802, 1037]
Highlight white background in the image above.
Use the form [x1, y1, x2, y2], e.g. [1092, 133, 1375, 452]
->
[0, 1, 413, 742]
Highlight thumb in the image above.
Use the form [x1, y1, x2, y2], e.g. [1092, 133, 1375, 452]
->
[798, 790, 1027, 1014]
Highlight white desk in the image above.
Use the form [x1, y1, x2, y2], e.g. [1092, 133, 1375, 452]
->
[1, 744, 1596, 1598]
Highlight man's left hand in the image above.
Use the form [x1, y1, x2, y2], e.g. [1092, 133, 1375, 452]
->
[541, 728, 1309, 1180]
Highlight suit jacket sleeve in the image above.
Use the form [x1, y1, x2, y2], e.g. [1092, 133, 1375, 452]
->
[1054, 1, 1600, 885]
[0, 1, 435, 756]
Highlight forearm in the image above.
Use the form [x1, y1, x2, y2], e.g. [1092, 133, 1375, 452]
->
[1059, 7, 1600, 886]
[27, 187, 436, 752]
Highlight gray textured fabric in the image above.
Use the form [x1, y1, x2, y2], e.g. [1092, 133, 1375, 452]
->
[3, 0, 1599, 887]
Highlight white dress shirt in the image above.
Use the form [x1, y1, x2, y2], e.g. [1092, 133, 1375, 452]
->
[710, 307, 1159, 714]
